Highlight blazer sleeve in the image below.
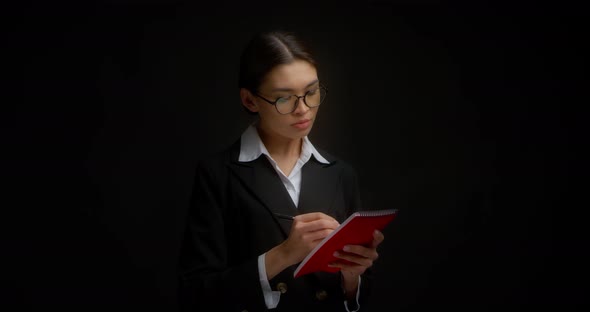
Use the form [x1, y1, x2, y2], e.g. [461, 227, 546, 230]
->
[178, 158, 268, 312]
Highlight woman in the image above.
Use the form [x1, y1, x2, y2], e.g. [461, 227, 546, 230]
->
[179, 31, 384, 312]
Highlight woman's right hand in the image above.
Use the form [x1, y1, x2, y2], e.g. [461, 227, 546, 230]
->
[265, 212, 340, 280]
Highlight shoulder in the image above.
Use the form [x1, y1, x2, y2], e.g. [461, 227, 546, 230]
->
[194, 139, 240, 176]
[314, 146, 358, 179]
[314, 146, 362, 211]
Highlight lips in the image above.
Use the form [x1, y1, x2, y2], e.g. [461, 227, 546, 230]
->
[293, 119, 310, 126]
[292, 119, 311, 130]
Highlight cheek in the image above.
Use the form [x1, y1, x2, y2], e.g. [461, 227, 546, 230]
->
[257, 107, 276, 121]
[259, 110, 286, 129]
[309, 107, 319, 117]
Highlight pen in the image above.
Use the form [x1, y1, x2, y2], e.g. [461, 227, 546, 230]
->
[274, 213, 295, 220]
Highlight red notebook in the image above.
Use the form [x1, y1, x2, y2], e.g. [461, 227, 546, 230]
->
[293, 209, 398, 278]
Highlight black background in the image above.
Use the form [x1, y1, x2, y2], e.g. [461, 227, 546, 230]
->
[4, 0, 587, 311]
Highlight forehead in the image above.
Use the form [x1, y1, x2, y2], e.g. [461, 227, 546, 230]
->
[261, 60, 318, 91]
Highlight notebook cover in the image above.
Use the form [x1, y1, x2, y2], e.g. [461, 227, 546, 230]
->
[294, 209, 398, 278]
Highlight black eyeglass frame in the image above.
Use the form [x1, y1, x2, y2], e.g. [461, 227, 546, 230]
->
[253, 85, 328, 115]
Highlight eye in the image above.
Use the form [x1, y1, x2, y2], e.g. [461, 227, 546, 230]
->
[307, 89, 318, 95]
[275, 96, 291, 105]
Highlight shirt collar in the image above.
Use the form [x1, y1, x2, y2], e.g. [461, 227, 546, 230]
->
[238, 122, 330, 165]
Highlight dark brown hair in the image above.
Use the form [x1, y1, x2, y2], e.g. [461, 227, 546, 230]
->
[238, 31, 317, 93]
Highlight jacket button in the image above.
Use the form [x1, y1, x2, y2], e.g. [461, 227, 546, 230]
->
[276, 282, 288, 294]
[315, 289, 328, 301]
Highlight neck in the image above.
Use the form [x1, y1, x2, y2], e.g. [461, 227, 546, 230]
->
[257, 125, 302, 160]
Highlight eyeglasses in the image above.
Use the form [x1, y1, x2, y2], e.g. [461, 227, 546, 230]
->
[254, 85, 328, 115]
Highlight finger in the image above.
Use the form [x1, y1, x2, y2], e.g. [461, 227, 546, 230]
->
[342, 245, 379, 260]
[294, 212, 338, 223]
[304, 228, 334, 242]
[293, 212, 324, 222]
[370, 230, 384, 248]
[297, 218, 339, 233]
[333, 250, 374, 267]
[327, 261, 367, 275]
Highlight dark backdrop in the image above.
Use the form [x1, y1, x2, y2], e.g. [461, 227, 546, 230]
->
[4, 1, 587, 311]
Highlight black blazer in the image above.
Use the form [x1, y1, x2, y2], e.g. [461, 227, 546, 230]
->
[178, 139, 371, 312]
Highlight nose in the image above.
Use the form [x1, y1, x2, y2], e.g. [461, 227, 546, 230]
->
[292, 96, 309, 115]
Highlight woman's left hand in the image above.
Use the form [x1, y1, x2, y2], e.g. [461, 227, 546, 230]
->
[329, 230, 384, 295]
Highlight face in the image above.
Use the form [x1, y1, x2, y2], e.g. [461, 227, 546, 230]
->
[242, 60, 320, 141]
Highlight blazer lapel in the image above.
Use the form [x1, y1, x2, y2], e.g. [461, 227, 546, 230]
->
[298, 157, 340, 218]
[228, 144, 297, 237]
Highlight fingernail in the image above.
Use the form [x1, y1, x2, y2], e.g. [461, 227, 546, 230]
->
[343, 245, 350, 252]
[333, 251, 339, 257]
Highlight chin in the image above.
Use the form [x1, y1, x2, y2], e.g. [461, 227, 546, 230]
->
[298, 128, 313, 137]
[286, 130, 310, 140]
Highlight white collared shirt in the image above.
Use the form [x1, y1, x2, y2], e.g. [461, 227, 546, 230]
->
[238, 122, 329, 207]
[238, 122, 361, 311]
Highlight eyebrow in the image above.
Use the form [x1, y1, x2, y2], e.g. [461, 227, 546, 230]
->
[271, 79, 319, 92]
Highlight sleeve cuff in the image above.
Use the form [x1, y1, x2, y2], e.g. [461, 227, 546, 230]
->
[258, 253, 281, 309]
[343, 275, 361, 312]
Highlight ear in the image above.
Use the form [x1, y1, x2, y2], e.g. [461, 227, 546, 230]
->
[240, 88, 259, 113]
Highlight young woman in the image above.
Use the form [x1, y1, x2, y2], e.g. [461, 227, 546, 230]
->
[179, 31, 384, 312]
